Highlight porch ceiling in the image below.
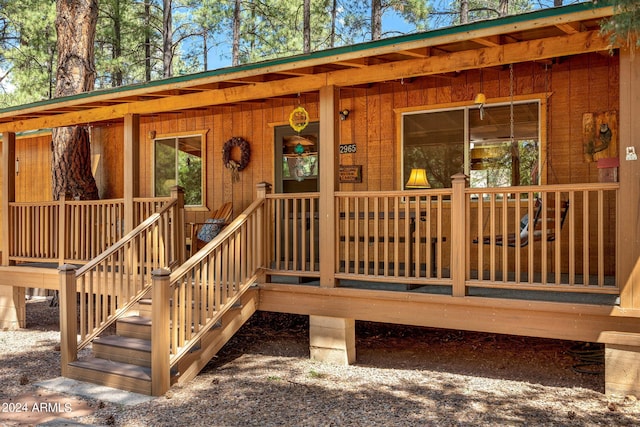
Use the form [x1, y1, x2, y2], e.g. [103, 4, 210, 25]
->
[0, 3, 613, 134]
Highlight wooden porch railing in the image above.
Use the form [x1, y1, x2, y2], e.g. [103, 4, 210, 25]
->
[267, 179, 619, 295]
[466, 183, 619, 293]
[264, 192, 320, 277]
[7, 196, 172, 264]
[150, 183, 270, 394]
[335, 190, 451, 286]
[61, 193, 184, 354]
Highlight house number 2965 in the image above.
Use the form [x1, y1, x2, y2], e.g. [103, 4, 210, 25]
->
[339, 144, 357, 154]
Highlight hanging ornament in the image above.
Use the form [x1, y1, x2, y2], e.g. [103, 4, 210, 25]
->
[295, 157, 305, 182]
[289, 106, 309, 133]
[294, 142, 305, 155]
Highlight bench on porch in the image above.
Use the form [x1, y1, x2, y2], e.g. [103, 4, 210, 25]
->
[338, 210, 446, 277]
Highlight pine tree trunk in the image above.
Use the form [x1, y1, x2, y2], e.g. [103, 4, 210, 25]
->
[330, 0, 337, 47]
[371, 0, 382, 40]
[460, 0, 469, 24]
[163, 0, 173, 78]
[52, 126, 99, 200]
[52, 0, 99, 200]
[232, 0, 240, 66]
[498, 0, 509, 17]
[145, 0, 151, 81]
[303, 0, 311, 53]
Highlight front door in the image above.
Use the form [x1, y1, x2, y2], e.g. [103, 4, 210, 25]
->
[273, 122, 320, 275]
[274, 122, 319, 193]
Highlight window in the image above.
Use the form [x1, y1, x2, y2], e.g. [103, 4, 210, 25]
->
[154, 133, 203, 206]
[402, 101, 540, 189]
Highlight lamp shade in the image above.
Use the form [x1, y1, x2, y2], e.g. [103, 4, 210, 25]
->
[474, 93, 486, 104]
[405, 168, 430, 188]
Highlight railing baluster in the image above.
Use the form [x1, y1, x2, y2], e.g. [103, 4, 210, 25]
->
[583, 192, 591, 286]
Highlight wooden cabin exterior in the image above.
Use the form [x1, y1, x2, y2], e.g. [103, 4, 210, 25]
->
[1, 3, 640, 396]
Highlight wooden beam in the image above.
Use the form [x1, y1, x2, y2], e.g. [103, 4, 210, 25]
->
[333, 58, 369, 68]
[258, 284, 640, 343]
[326, 30, 610, 87]
[555, 22, 582, 34]
[396, 47, 431, 58]
[471, 36, 502, 47]
[0, 30, 610, 134]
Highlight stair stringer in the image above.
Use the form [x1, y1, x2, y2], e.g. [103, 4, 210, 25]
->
[171, 286, 259, 386]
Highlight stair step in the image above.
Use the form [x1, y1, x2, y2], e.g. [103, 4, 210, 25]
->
[117, 315, 152, 340]
[95, 335, 151, 351]
[137, 298, 152, 317]
[71, 357, 151, 380]
[93, 335, 151, 367]
[67, 357, 152, 395]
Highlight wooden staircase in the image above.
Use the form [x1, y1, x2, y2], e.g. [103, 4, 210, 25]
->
[64, 288, 258, 395]
[59, 190, 268, 396]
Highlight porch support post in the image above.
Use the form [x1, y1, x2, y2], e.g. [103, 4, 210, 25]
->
[0, 131, 24, 330]
[451, 173, 468, 297]
[602, 331, 640, 398]
[151, 268, 171, 396]
[59, 264, 78, 377]
[123, 113, 140, 233]
[618, 51, 640, 310]
[1, 131, 16, 266]
[318, 85, 339, 288]
[170, 186, 185, 264]
[256, 182, 272, 283]
[309, 315, 356, 365]
[607, 51, 640, 399]
[310, 86, 355, 366]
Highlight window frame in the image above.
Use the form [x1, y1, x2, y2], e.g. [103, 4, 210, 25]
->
[152, 129, 208, 209]
[395, 94, 549, 190]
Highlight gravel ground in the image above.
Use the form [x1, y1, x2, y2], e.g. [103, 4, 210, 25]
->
[1, 298, 639, 426]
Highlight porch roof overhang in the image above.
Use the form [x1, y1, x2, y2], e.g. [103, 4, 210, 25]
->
[0, 2, 614, 134]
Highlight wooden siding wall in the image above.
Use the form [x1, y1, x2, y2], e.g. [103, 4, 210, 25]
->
[92, 124, 124, 199]
[15, 133, 52, 202]
[2, 133, 52, 251]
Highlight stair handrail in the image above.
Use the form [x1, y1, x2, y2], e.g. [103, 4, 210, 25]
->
[164, 195, 267, 369]
[72, 195, 183, 350]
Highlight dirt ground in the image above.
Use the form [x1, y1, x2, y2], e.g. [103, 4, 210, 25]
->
[1, 300, 639, 426]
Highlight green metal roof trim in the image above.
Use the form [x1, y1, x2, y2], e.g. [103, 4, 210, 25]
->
[0, 2, 607, 116]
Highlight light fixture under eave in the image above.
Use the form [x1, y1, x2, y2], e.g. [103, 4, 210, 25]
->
[339, 109, 350, 121]
[405, 168, 430, 189]
[474, 92, 486, 120]
[474, 93, 486, 105]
